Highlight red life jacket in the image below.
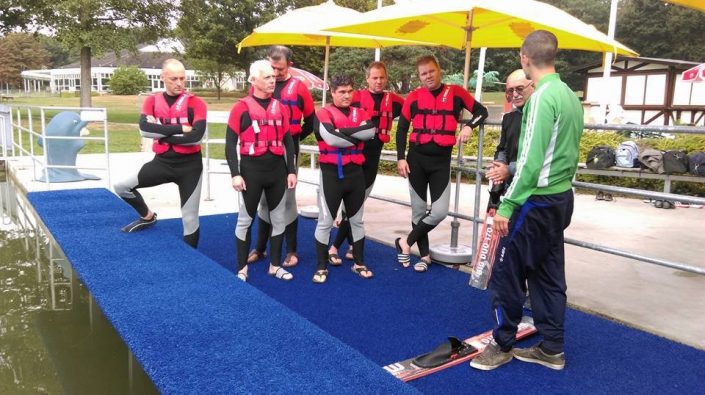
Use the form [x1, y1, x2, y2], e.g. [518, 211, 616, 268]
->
[357, 90, 393, 143]
[151, 93, 201, 154]
[409, 85, 458, 146]
[318, 105, 365, 176]
[238, 96, 285, 157]
[278, 78, 304, 136]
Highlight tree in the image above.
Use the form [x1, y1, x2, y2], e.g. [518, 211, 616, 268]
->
[108, 66, 149, 95]
[30, 0, 174, 107]
[0, 33, 50, 89]
[38, 35, 78, 68]
[617, 0, 705, 62]
[0, 1, 36, 34]
[443, 71, 501, 91]
[176, 0, 286, 101]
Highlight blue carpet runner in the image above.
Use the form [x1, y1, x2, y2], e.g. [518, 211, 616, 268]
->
[27, 188, 417, 394]
[29, 188, 705, 394]
[178, 207, 705, 394]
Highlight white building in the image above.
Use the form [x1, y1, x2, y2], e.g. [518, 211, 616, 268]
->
[20, 40, 246, 94]
[580, 57, 705, 126]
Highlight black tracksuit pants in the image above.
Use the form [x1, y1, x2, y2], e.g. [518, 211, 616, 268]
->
[490, 189, 574, 354]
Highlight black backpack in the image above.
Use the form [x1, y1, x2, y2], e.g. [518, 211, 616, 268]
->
[689, 151, 705, 177]
[662, 150, 689, 174]
[586, 146, 616, 169]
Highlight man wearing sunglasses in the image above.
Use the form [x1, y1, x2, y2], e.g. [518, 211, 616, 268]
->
[486, 70, 535, 187]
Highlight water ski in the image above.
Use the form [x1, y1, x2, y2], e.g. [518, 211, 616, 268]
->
[382, 316, 537, 382]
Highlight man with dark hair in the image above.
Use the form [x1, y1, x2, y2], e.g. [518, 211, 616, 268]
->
[471, 30, 584, 371]
[247, 45, 315, 268]
[114, 59, 206, 248]
[312, 73, 375, 284]
[395, 55, 488, 273]
[327, 61, 404, 265]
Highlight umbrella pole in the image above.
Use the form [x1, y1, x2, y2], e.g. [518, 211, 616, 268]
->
[462, 45, 472, 90]
[474, 48, 487, 101]
[599, 0, 619, 123]
[322, 36, 331, 106]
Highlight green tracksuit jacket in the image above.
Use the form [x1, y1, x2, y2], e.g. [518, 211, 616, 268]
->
[497, 73, 584, 219]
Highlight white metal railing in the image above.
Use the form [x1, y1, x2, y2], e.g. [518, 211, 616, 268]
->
[200, 119, 705, 276]
[7, 105, 111, 190]
[202, 110, 232, 201]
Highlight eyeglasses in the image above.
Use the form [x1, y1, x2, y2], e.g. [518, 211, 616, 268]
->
[506, 84, 531, 95]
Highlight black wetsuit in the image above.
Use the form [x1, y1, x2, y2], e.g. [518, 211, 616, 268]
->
[313, 105, 374, 270]
[332, 90, 403, 251]
[396, 84, 487, 257]
[114, 93, 207, 248]
[252, 78, 315, 260]
[225, 96, 296, 271]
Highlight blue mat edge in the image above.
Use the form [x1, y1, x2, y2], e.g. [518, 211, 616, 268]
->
[26, 188, 419, 394]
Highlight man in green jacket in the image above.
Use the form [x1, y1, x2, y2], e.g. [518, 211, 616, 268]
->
[471, 30, 584, 371]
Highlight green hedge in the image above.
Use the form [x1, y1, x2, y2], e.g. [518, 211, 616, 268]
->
[299, 125, 705, 197]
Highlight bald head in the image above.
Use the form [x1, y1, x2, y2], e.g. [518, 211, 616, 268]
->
[505, 69, 534, 109]
[161, 59, 187, 96]
[507, 69, 528, 84]
[163, 58, 183, 69]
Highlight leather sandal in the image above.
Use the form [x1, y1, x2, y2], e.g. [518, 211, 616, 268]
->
[351, 264, 373, 279]
[328, 253, 343, 266]
[312, 269, 328, 284]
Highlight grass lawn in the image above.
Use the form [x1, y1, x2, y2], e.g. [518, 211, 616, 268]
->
[11, 90, 506, 121]
[11, 94, 241, 123]
[7, 92, 506, 162]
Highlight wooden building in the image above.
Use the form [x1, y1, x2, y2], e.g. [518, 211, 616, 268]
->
[579, 57, 705, 126]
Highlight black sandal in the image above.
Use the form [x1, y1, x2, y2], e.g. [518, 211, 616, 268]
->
[395, 238, 410, 268]
[414, 259, 429, 273]
[312, 270, 328, 284]
[351, 264, 374, 279]
[328, 253, 343, 266]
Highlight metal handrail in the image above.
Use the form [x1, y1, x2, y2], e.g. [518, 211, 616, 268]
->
[292, 122, 705, 277]
[200, 115, 705, 276]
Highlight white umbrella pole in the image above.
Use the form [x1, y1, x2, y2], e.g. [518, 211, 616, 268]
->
[322, 36, 331, 106]
[599, 0, 619, 123]
[374, 0, 382, 61]
[474, 47, 487, 101]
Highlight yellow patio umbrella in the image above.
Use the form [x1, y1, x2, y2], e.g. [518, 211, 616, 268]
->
[327, 0, 639, 263]
[326, 0, 638, 88]
[237, 0, 435, 104]
[665, 0, 705, 13]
